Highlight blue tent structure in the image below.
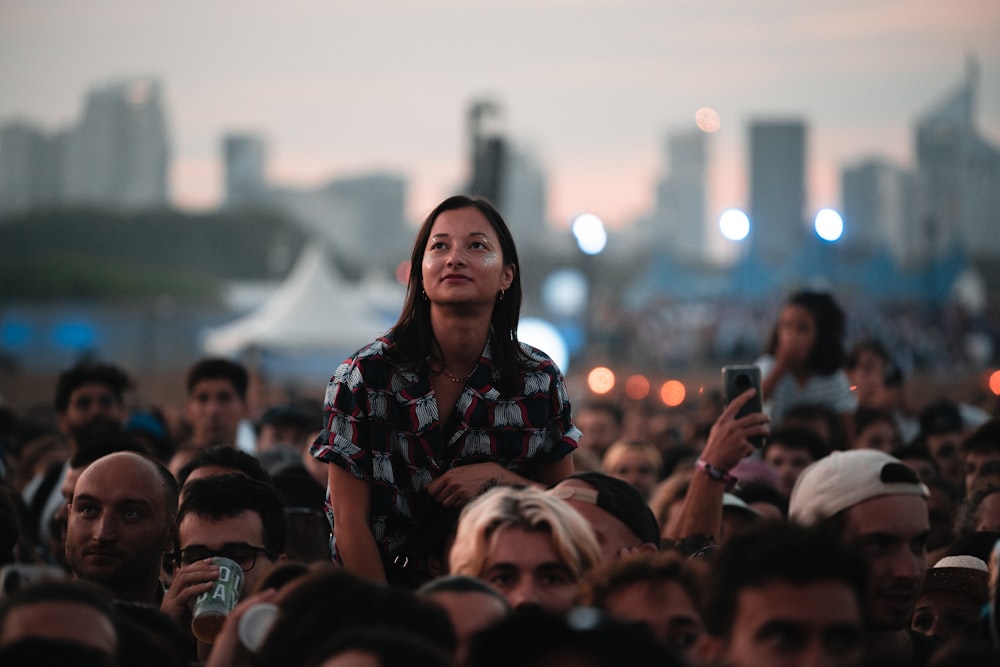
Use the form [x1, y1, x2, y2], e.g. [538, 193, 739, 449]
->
[625, 241, 968, 307]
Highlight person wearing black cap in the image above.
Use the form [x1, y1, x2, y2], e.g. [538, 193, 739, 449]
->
[548, 471, 661, 561]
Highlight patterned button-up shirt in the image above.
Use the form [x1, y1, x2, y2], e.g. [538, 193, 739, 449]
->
[310, 334, 580, 570]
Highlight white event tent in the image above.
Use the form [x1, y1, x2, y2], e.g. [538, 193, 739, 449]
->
[200, 245, 403, 360]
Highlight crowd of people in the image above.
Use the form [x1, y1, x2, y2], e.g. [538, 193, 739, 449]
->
[0, 194, 999, 667]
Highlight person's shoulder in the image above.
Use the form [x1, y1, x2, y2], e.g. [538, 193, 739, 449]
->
[518, 342, 561, 372]
[329, 336, 396, 381]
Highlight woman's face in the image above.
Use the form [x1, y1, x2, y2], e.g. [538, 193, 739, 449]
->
[421, 206, 514, 308]
[776, 304, 817, 365]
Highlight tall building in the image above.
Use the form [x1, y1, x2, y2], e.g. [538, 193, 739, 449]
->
[223, 133, 268, 206]
[464, 98, 549, 243]
[62, 77, 170, 208]
[0, 121, 48, 215]
[649, 128, 708, 262]
[840, 159, 915, 262]
[748, 120, 807, 265]
[270, 172, 410, 272]
[914, 57, 1000, 261]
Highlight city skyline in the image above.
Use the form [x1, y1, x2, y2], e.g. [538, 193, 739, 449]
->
[1, 1, 998, 233]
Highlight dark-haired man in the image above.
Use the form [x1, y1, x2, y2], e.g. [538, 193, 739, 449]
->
[697, 522, 867, 667]
[183, 357, 249, 450]
[789, 449, 939, 666]
[160, 474, 286, 660]
[24, 361, 134, 558]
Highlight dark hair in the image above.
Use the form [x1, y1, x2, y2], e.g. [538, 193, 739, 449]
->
[54, 362, 133, 413]
[962, 419, 1000, 456]
[845, 338, 904, 387]
[578, 400, 625, 428]
[701, 522, 868, 637]
[70, 434, 150, 468]
[254, 566, 457, 667]
[112, 600, 192, 667]
[844, 338, 889, 368]
[303, 628, 453, 667]
[763, 425, 831, 462]
[176, 444, 272, 487]
[464, 607, 680, 667]
[386, 195, 528, 393]
[767, 290, 846, 375]
[578, 549, 705, 611]
[735, 480, 789, 519]
[781, 402, 848, 452]
[955, 484, 1000, 536]
[175, 474, 286, 557]
[0, 578, 115, 629]
[185, 358, 248, 401]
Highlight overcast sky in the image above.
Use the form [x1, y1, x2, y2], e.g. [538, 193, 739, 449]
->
[1, 0, 998, 233]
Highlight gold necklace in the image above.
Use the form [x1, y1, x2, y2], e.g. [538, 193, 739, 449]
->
[443, 369, 473, 383]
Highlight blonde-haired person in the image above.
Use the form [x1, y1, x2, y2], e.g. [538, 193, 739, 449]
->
[601, 439, 663, 500]
[448, 485, 601, 615]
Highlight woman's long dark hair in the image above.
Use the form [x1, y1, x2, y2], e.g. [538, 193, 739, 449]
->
[766, 289, 846, 375]
[386, 194, 529, 392]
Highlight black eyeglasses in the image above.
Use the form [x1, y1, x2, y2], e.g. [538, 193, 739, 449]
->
[173, 543, 271, 572]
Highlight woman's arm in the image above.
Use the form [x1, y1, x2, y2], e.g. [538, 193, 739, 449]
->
[328, 463, 387, 584]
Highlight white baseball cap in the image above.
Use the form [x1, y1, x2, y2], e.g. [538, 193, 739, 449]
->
[789, 449, 928, 525]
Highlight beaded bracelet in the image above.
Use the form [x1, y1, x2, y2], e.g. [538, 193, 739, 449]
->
[696, 458, 738, 488]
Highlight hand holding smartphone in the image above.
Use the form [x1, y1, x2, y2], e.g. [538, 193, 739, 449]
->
[721, 364, 766, 448]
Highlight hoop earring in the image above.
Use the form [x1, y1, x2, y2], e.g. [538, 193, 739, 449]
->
[499, 289, 505, 301]
[422, 289, 428, 301]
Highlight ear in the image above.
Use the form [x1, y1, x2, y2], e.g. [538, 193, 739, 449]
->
[501, 263, 516, 291]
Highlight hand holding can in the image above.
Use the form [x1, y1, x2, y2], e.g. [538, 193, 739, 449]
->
[191, 556, 244, 643]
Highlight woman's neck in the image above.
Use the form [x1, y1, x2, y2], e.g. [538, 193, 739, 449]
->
[430, 306, 491, 367]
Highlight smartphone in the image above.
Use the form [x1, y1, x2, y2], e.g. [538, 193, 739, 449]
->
[0, 563, 66, 597]
[721, 364, 766, 448]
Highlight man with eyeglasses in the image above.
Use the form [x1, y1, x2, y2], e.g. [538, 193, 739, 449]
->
[160, 473, 286, 661]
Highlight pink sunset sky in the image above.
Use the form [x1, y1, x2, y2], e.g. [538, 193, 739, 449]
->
[1, 1, 998, 238]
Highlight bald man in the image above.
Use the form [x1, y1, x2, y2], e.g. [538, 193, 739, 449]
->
[64, 451, 178, 604]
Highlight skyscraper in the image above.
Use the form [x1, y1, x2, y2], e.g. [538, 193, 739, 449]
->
[223, 133, 268, 206]
[0, 121, 57, 215]
[914, 57, 1000, 262]
[840, 159, 915, 262]
[652, 128, 708, 262]
[62, 77, 170, 208]
[748, 120, 807, 266]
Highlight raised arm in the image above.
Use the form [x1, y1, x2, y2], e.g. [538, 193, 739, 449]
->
[669, 389, 770, 545]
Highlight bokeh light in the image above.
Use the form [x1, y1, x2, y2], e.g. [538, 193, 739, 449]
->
[659, 380, 686, 407]
[541, 268, 588, 318]
[695, 106, 721, 133]
[588, 366, 616, 394]
[814, 208, 844, 242]
[989, 369, 1000, 396]
[625, 374, 650, 400]
[518, 317, 569, 375]
[572, 213, 608, 255]
[719, 209, 750, 241]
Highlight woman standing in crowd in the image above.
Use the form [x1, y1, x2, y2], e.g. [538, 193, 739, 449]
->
[756, 289, 856, 433]
[310, 195, 579, 588]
